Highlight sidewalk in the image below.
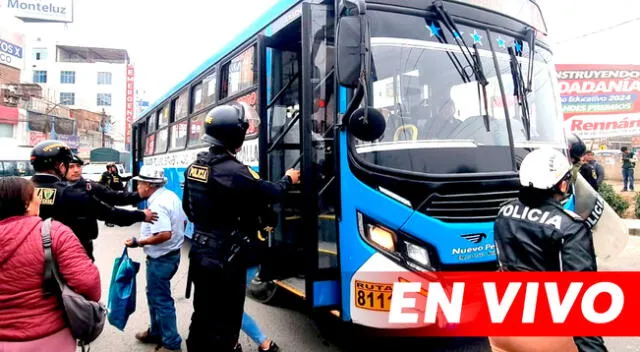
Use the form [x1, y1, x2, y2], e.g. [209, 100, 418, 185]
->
[625, 219, 640, 236]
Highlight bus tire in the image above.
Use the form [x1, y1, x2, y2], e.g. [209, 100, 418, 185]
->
[248, 278, 280, 304]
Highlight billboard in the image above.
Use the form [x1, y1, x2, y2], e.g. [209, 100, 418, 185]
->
[0, 25, 24, 69]
[1, 0, 73, 23]
[124, 65, 135, 148]
[557, 64, 640, 139]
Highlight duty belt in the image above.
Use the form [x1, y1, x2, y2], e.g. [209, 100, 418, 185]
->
[191, 231, 224, 249]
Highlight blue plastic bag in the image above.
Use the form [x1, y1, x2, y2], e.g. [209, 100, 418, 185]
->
[107, 247, 140, 331]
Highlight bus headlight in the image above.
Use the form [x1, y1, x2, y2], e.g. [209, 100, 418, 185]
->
[367, 224, 396, 251]
[405, 242, 430, 267]
[357, 212, 433, 271]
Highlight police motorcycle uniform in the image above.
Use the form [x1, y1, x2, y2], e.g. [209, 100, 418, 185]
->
[493, 147, 607, 352]
[30, 140, 149, 261]
[183, 102, 296, 352]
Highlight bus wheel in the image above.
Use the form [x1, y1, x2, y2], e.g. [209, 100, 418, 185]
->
[248, 278, 280, 304]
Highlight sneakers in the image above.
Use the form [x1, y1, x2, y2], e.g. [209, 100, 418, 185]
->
[259, 341, 280, 352]
[135, 329, 162, 345]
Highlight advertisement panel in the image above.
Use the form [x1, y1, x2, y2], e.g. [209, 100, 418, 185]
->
[0, 25, 24, 69]
[124, 65, 135, 148]
[0, 0, 73, 23]
[557, 64, 640, 139]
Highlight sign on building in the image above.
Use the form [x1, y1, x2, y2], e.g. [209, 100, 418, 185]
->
[0, 0, 73, 23]
[0, 25, 24, 69]
[124, 65, 135, 148]
[557, 64, 640, 139]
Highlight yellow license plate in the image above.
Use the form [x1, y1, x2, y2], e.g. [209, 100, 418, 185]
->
[354, 280, 393, 312]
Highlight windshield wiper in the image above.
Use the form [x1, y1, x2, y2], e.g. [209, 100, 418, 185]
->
[525, 27, 536, 93]
[508, 44, 531, 140]
[431, 0, 490, 131]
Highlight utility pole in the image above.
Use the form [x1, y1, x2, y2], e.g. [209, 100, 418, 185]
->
[101, 108, 108, 148]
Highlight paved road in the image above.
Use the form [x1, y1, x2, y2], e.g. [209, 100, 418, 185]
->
[83, 222, 640, 352]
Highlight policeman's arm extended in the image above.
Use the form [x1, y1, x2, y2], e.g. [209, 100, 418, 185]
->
[236, 167, 301, 204]
[559, 222, 598, 272]
[91, 181, 144, 206]
[92, 195, 157, 226]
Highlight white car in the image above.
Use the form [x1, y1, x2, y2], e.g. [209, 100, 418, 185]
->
[82, 163, 131, 186]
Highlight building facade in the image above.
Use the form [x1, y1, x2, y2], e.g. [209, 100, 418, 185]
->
[21, 38, 131, 150]
[0, 16, 26, 140]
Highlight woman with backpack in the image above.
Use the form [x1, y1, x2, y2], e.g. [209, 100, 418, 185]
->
[0, 177, 101, 352]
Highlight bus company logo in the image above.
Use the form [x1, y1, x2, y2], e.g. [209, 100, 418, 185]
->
[460, 233, 487, 244]
[35, 187, 56, 205]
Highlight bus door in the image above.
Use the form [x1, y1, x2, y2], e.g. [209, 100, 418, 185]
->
[256, 2, 339, 310]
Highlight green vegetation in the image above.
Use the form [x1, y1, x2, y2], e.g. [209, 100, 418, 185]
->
[598, 183, 630, 217]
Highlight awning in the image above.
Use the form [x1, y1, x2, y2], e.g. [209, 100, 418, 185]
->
[0, 105, 19, 125]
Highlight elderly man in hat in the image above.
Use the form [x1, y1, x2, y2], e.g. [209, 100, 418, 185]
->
[125, 165, 186, 352]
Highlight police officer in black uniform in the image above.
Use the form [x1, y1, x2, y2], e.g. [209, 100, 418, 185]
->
[67, 155, 146, 207]
[494, 147, 607, 352]
[100, 162, 132, 191]
[30, 140, 157, 261]
[182, 102, 300, 352]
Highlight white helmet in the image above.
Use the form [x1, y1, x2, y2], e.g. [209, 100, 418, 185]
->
[519, 147, 571, 190]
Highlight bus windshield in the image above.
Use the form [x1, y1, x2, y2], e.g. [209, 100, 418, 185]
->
[352, 10, 565, 175]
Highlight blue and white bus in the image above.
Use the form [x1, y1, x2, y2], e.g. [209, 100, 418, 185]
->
[132, 0, 568, 328]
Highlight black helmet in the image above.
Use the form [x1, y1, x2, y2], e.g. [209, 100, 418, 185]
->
[70, 154, 85, 165]
[202, 102, 258, 151]
[31, 140, 74, 172]
[567, 133, 586, 164]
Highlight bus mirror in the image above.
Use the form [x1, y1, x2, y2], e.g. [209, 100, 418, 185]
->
[348, 107, 386, 142]
[336, 16, 362, 88]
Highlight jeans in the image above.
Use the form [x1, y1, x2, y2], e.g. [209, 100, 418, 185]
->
[241, 266, 268, 346]
[623, 168, 634, 191]
[147, 250, 182, 350]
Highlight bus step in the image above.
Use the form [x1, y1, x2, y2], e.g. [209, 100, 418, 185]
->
[275, 277, 306, 298]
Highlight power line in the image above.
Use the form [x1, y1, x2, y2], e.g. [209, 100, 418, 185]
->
[555, 17, 640, 44]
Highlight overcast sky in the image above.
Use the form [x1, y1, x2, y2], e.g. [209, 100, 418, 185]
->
[13, 0, 640, 105]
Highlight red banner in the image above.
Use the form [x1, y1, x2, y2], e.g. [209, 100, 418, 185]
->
[557, 64, 640, 139]
[352, 271, 640, 337]
[125, 65, 135, 147]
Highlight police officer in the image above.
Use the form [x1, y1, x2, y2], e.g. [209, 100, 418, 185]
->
[579, 152, 600, 191]
[30, 140, 157, 261]
[100, 162, 132, 191]
[493, 147, 607, 352]
[182, 102, 300, 352]
[67, 154, 146, 207]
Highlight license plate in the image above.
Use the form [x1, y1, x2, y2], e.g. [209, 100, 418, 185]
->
[354, 280, 393, 312]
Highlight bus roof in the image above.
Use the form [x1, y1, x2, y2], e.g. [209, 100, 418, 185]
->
[138, 0, 302, 120]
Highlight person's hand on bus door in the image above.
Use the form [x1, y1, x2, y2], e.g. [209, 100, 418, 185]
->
[143, 209, 159, 223]
[286, 169, 301, 184]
